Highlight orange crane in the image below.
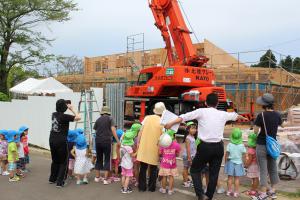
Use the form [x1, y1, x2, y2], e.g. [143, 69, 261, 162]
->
[125, 0, 232, 122]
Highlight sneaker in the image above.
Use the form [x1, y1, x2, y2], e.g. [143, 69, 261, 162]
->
[182, 182, 191, 188]
[22, 169, 29, 173]
[103, 179, 110, 185]
[9, 176, 20, 182]
[252, 193, 268, 200]
[159, 188, 167, 194]
[226, 191, 233, 196]
[233, 192, 239, 198]
[16, 173, 24, 178]
[2, 171, 10, 176]
[49, 180, 56, 184]
[127, 187, 133, 193]
[246, 190, 257, 196]
[94, 177, 102, 183]
[111, 176, 121, 182]
[267, 191, 277, 199]
[121, 188, 130, 194]
[83, 177, 89, 184]
[56, 181, 67, 188]
[216, 187, 225, 194]
[76, 180, 82, 185]
[168, 190, 175, 195]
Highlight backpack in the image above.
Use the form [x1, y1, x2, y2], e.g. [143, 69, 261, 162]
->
[262, 112, 281, 160]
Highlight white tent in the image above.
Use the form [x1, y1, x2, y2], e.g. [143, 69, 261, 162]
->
[9, 77, 73, 95]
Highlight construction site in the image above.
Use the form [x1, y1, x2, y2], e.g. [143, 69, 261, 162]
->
[56, 38, 300, 114]
[1, 0, 300, 199]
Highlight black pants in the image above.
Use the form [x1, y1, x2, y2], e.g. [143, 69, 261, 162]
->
[138, 162, 158, 192]
[49, 140, 68, 186]
[95, 142, 111, 171]
[190, 141, 224, 200]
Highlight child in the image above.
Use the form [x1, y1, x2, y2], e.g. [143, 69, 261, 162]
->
[15, 131, 25, 177]
[120, 130, 136, 194]
[0, 130, 9, 175]
[71, 134, 93, 185]
[182, 122, 197, 187]
[159, 130, 181, 195]
[7, 130, 20, 182]
[111, 129, 124, 182]
[19, 126, 29, 172]
[224, 128, 246, 198]
[245, 133, 259, 196]
[67, 130, 78, 179]
[128, 123, 142, 186]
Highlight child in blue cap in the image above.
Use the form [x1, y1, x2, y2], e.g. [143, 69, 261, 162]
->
[67, 130, 78, 179]
[71, 134, 93, 185]
[15, 130, 25, 177]
[0, 130, 9, 175]
[111, 128, 124, 182]
[7, 130, 20, 182]
[19, 126, 29, 172]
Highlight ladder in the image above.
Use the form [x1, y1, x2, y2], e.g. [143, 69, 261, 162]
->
[75, 89, 101, 150]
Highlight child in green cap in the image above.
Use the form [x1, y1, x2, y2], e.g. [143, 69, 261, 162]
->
[158, 129, 181, 195]
[245, 133, 259, 196]
[224, 128, 246, 198]
[120, 130, 137, 194]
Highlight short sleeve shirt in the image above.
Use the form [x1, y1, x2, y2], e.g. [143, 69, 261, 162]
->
[254, 111, 282, 145]
[94, 114, 115, 144]
[180, 108, 238, 142]
[0, 140, 8, 158]
[120, 145, 133, 169]
[159, 141, 181, 169]
[226, 143, 246, 165]
[182, 135, 197, 158]
[8, 142, 19, 162]
[50, 112, 75, 143]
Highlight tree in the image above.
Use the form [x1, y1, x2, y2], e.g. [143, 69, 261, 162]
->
[251, 50, 277, 68]
[56, 55, 83, 75]
[279, 55, 293, 71]
[0, 0, 77, 94]
[293, 57, 300, 74]
[7, 66, 40, 89]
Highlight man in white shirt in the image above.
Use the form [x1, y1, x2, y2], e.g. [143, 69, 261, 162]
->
[165, 93, 247, 200]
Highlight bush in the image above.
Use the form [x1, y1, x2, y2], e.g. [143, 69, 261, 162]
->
[0, 92, 10, 101]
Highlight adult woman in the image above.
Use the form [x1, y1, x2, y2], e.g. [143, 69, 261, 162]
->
[137, 102, 166, 192]
[93, 106, 120, 185]
[253, 93, 282, 200]
[49, 99, 81, 188]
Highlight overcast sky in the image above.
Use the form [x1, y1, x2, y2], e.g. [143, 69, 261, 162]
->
[43, 0, 300, 64]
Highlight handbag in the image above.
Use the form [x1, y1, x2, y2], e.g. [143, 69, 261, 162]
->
[261, 112, 281, 159]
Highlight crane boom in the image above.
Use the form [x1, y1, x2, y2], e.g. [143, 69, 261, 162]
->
[149, 0, 209, 67]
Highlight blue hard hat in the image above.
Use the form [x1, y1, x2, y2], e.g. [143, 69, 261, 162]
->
[113, 129, 124, 142]
[75, 134, 87, 150]
[19, 125, 29, 133]
[7, 130, 18, 143]
[67, 130, 78, 143]
[0, 130, 8, 139]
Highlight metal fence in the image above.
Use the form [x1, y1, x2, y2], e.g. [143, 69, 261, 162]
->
[105, 83, 126, 130]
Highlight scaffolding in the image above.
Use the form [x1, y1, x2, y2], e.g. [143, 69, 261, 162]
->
[126, 33, 145, 73]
